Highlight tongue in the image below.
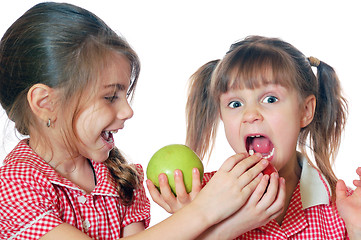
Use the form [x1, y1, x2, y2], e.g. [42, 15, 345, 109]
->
[252, 137, 272, 153]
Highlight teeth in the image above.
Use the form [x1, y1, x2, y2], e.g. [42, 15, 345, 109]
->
[110, 130, 118, 134]
[263, 147, 274, 160]
[248, 147, 274, 159]
[249, 135, 261, 138]
[247, 135, 273, 159]
[104, 131, 109, 139]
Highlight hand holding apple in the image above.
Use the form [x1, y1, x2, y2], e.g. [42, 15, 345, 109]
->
[146, 144, 204, 195]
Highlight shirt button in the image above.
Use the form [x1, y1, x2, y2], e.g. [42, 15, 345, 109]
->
[78, 195, 87, 204]
[83, 219, 91, 232]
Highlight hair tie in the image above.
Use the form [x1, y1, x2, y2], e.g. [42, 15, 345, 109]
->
[308, 56, 320, 67]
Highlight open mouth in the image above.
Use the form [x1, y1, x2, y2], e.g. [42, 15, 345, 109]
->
[246, 135, 274, 161]
[101, 130, 118, 144]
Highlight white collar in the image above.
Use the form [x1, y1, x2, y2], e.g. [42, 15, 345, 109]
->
[298, 152, 331, 209]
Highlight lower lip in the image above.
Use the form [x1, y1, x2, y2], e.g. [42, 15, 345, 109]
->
[101, 137, 115, 151]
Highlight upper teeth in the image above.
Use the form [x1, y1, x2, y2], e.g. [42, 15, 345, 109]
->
[250, 135, 261, 138]
[103, 130, 118, 139]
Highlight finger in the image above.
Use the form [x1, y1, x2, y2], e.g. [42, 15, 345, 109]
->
[190, 168, 202, 195]
[257, 172, 280, 209]
[245, 173, 269, 205]
[158, 173, 177, 204]
[353, 179, 361, 188]
[173, 170, 189, 203]
[236, 157, 268, 189]
[247, 174, 270, 204]
[146, 179, 160, 199]
[146, 179, 171, 212]
[336, 179, 348, 202]
[266, 177, 286, 216]
[354, 167, 361, 187]
[356, 167, 361, 177]
[218, 152, 249, 172]
[233, 173, 264, 207]
[230, 153, 264, 178]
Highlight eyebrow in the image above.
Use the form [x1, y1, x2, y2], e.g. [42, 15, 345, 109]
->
[104, 83, 127, 91]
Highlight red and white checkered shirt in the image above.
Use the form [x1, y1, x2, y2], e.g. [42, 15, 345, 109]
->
[0, 139, 150, 240]
[202, 153, 350, 239]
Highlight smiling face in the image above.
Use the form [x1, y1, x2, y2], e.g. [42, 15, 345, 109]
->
[219, 83, 304, 172]
[74, 53, 133, 162]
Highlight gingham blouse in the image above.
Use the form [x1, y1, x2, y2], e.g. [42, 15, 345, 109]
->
[202, 153, 350, 239]
[0, 139, 150, 240]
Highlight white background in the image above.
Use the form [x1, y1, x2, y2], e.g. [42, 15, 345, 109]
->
[1, 0, 360, 227]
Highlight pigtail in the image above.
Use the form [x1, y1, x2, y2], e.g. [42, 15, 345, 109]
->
[104, 147, 140, 205]
[306, 59, 348, 200]
[186, 60, 219, 160]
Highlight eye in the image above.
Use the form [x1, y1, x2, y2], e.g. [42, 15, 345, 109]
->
[262, 96, 278, 104]
[228, 100, 243, 108]
[105, 94, 118, 103]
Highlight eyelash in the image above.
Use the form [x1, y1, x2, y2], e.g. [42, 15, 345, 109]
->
[105, 95, 118, 103]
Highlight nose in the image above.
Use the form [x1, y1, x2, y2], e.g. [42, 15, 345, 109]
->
[118, 100, 134, 121]
[242, 106, 263, 124]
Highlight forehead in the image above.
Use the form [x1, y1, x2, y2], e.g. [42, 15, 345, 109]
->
[97, 53, 132, 89]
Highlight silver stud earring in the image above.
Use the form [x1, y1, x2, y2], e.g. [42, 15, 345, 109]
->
[47, 118, 51, 128]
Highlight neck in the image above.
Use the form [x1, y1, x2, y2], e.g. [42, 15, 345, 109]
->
[29, 137, 96, 193]
[275, 152, 301, 225]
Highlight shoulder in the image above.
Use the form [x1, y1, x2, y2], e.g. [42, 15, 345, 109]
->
[1, 146, 50, 186]
[0, 142, 62, 239]
[0, 140, 59, 206]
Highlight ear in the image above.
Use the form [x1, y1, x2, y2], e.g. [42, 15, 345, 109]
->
[300, 95, 316, 128]
[27, 84, 57, 124]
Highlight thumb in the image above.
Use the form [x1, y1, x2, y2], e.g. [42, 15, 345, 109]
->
[336, 179, 348, 201]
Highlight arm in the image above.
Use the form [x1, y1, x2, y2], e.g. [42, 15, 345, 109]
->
[336, 167, 361, 240]
[147, 153, 273, 214]
[41, 153, 268, 239]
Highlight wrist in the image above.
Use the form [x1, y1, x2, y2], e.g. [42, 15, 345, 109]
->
[346, 223, 361, 240]
[186, 199, 215, 228]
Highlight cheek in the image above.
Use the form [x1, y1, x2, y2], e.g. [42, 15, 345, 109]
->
[75, 109, 99, 138]
[274, 115, 301, 150]
[222, 119, 243, 153]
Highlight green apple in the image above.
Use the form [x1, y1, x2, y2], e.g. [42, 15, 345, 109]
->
[146, 144, 204, 195]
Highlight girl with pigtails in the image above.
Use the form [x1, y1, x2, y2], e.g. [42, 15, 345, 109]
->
[149, 36, 361, 239]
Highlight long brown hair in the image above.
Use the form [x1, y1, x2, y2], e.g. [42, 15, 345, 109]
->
[0, 2, 140, 205]
[186, 36, 347, 200]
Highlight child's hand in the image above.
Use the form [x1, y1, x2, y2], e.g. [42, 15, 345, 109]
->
[146, 168, 202, 213]
[198, 169, 286, 239]
[190, 153, 270, 225]
[336, 167, 361, 239]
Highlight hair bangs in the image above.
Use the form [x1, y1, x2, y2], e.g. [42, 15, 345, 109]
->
[213, 44, 298, 99]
